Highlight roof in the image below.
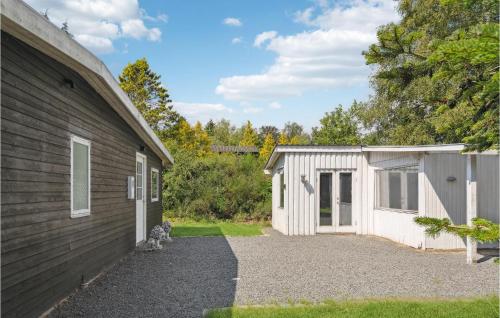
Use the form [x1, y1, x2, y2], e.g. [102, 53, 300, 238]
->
[1, 0, 174, 166]
[264, 144, 469, 171]
[211, 145, 259, 153]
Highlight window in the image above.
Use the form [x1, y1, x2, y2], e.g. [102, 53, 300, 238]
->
[279, 172, 285, 208]
[151, 168, 159, 202]
[71, 136, 90, 217]
[376, 167, 418, 212]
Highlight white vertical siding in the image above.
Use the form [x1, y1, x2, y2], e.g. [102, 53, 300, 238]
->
[423, 153, 466, 249]
[271, 155, 287, 234]
[271, 150, 498, 250]
[279, 152, 361, 235]
[477, 155, 499, 223]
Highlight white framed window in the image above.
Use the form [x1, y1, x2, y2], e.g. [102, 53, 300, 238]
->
[279, 171, 285, 208]
[71, 135, 91, 218]
[151, 168, 159, 202]
[375, 166, 418, 212]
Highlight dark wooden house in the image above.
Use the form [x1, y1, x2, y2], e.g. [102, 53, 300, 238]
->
[1, 1, 174, 316]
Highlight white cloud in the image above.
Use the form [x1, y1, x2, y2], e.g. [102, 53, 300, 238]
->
[243, 107, 264, 114]
[74, 34, 114, 54]
[269, 101, 282, 109]
[121, 19, 161, 41]
[232, 37, 243, 44]
[173, 102, 234, 123]
[223, 17, 242, 27]
[25, 0, 164, 53]
[216, 0, 398, 101]
[253, 31, 277, 47]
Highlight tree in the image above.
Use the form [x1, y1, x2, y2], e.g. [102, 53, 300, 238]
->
[360, 0, 499, 150]
[211, 119, 237, 145]
[119, 58, 183, 140]
[278, 132, 289, 145]
[259, 133, 276, 160]
[204, 119, 215, 136]
[312, 105, 360, 145]
[176, 120, 211, 156]
[239, 121, 258, 147]
[415, 217, 499, 243]
[258, 126, 279, 146]
[283, 121, 310, 144]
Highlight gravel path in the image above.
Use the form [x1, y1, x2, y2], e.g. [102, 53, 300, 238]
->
[50, 229, 498, 318]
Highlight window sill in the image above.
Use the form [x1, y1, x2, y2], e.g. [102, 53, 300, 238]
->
[71, 210, 90, 218]
[374, 208, 418, 215]
[151, 198, 159, 203]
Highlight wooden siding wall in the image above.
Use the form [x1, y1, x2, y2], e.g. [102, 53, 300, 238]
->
[1, 32, 163, 317]
[281, 152, 362, 235]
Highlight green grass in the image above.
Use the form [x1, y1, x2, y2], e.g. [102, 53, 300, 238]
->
[206, 296, 499, 318]
[168, 219, 266, 237]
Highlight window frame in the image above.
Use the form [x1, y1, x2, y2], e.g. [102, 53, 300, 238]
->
[374, 166, 419, 214]
[70, 135, 91, 218]
[151, 167, 159, 202]
[279, 171, 285, 209]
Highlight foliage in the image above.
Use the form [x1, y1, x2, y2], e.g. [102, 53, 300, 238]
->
[312, 105, 360, 145]
[283, 121, 311, 144]
[170, 120, 211, 157]
[167, 218, 266, 237]
[359, 0, 499, 150]
[260, 133, 276, 160]
[278, 132, 289, 145]
[240, 121, 259, 146]
[206, 296, 499, 318]
[414, 217, 500, 243]
[258, 126, 280, 147]
[119, 58, 183, 140]
[163, 150, 272, 220]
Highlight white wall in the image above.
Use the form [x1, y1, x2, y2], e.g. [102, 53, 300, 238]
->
[271, 156, 287, 234]
[365, 152, 425, 248]
[271, 150, 499, 250]
[274, 152, 362, 235]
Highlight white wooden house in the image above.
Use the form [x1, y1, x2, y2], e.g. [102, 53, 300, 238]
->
[264, 144, 499, 253]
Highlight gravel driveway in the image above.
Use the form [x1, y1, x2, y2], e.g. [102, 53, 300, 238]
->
[50, 229, 498, 318]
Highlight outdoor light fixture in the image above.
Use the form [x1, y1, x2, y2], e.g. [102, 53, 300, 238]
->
[63, 78, 74, 88]
[446, 176, 456, 182]
[301, 175, 307, 183]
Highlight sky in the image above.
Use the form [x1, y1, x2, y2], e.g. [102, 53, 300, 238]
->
[25, 0, 399, 131]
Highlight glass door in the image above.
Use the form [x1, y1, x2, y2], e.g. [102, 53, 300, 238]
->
[336, 172, 354, 232]
[317, 170, 355, 233]
[317, 172, 334, 233]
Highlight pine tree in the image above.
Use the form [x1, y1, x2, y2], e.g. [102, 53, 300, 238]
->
[119, 58, 183, 141]
[259, 133, 276, 160]
[239, 121, 258, 147]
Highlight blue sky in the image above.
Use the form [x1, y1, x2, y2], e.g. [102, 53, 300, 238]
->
[26, 0, 399, 131]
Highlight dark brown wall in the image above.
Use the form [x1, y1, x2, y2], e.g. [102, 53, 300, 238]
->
[1, 31, 164, 317]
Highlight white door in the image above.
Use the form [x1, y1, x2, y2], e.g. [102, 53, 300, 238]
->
[136, 154, 147, 243]
[317, 170, 355, 233]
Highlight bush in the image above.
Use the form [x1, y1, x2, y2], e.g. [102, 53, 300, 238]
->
[163, 149, 272, 221]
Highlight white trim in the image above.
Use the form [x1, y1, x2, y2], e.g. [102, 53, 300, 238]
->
[151, 168, 159, 202]
[1, 0, 174, 166]
[70, 135, 91, 218]
[362, 144, 465, 152]
[136, 152, 147, 244]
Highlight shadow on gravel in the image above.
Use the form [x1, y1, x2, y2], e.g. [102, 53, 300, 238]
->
[49, 227, 237, 318]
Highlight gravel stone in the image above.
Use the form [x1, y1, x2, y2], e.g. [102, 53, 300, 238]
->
[50, 229, 498, 318]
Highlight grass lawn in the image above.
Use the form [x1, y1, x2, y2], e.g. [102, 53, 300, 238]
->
[167, 218, 267, 237]
[206, 296, 499, 318]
